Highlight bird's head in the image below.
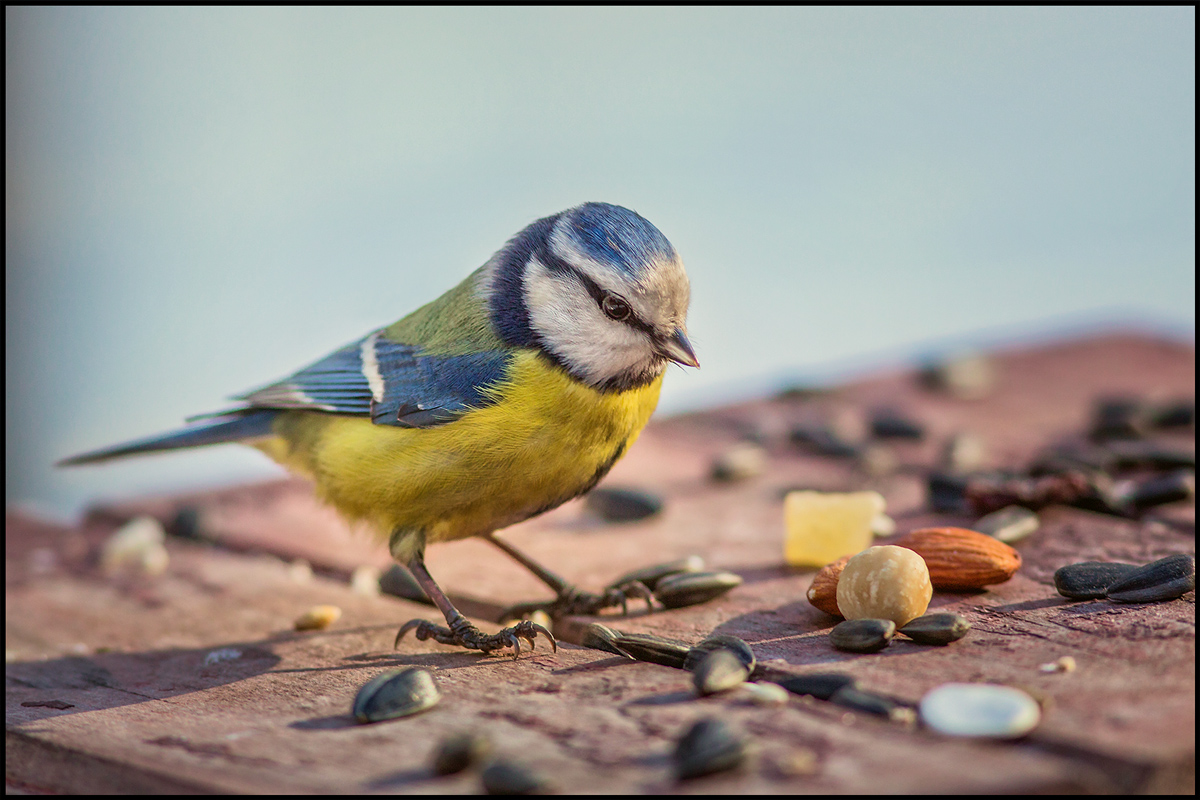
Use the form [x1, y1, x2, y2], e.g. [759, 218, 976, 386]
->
[485, 202, 697, 392]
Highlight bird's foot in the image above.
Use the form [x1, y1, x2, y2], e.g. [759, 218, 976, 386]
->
[499, 581, 655, 621]
[395, 615, 555, 658]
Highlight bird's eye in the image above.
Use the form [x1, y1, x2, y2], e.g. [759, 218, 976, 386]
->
[600, 294, 632, 321]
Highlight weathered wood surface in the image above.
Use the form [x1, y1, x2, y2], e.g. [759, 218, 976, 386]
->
[7, 333, 1195, 794]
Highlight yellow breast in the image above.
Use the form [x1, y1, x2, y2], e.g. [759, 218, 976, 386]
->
[254, 350, 662, 558]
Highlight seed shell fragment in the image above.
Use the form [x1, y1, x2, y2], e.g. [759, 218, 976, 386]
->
[1053, 561, 1139, 600]
[773, 673, 858, 701]
[352, 667, 440, 723]
[674, 717, 748, 780]
[898, 613, 971, 646]
[692, 649, 750, 696]
[829, 618, 895, 653]
[1106, 554, 1196, 603]
[829, 686, 902, 718]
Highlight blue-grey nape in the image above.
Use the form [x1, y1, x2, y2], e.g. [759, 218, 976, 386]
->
[488, 214, 559, 350]
[565, 202, 678, 280]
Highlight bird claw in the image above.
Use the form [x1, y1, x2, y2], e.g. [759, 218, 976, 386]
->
[499, 580, 656, 620]
[395, 618, 555, 658]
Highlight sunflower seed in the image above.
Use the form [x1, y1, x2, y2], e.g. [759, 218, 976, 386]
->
[898, 613, 970, 645]
[683, 634, 756, 673]
[352, 667, 439, 723]
[611, 632, 692, 669]
[972, 505, 1039, 544]
[579, 623, 632, 658]
[432, 731, 493, 775]
[654, 570, 742, 609]
[870, 410, 925, 440]
[829, 686, 900, 717]
[607, 555, 705, 592]
[1106, 554, 1196, 603]
[674, 717, 747, 780]
[1127, 470, 1195, 512]
[585, 487, 663, 522]
[692, 649, 750, 696]
[481, 759, 546, 795]
[772, 673, 857, 701]
[1053, 561, 1140, 600]
[829, 618, 894, 653]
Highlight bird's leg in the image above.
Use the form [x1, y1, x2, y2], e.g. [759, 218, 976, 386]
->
[486, 533, 653, 619]
[394, 553, 555, 657]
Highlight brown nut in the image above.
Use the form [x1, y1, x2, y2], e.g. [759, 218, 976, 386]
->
[835, 546, 932, 627]
[807, 555, 851, 616]
[894, 527, 1021, 590]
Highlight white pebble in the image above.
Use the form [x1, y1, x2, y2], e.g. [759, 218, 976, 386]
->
[351, 565, 381, 596]
[919, 683, 1040, 738]
[101, 516, 169, 576]
[204, 648, 243, 665]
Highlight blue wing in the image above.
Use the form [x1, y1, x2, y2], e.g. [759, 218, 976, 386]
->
[233, 332, 511, 428]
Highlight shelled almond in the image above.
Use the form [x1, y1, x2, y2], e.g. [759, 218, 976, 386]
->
[893, 527, 1021, 590]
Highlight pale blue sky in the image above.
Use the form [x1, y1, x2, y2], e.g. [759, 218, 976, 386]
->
[7, 7, 1195, 517]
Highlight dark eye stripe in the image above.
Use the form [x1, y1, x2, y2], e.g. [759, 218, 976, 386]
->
[536, 247, 656, 337]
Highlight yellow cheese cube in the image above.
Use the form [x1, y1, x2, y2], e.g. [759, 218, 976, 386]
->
[783, 490, 885, 567]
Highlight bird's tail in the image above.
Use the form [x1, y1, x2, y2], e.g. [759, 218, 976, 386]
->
[58, 409, 279, 466]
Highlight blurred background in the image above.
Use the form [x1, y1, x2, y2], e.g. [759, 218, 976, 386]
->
[7, 7, 1195, 519]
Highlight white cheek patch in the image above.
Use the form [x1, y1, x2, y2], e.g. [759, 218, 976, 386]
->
[524, 257, 655, 387]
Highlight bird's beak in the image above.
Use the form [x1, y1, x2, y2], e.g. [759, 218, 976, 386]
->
[659, 328, 700, 368]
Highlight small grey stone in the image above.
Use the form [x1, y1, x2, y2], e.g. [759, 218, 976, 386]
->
[1106, 554, 1196, 603]
[973, 505, 1039, 544]
[829, 618, 895, 653]
[1054, 561, 1140, 600]
[585, 487, 663, 522]
[899, 613, 971, 646]
[919, 683, 1040, 738]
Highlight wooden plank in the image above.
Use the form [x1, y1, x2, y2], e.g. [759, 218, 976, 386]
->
[7, 332, 1194, 793]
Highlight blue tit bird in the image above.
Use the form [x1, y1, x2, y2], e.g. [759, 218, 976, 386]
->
[61, 202, 698, 655]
